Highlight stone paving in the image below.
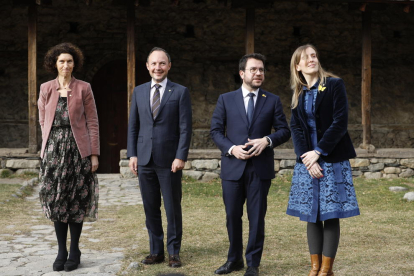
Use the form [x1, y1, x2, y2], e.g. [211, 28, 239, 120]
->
[0, 174, 142, 276]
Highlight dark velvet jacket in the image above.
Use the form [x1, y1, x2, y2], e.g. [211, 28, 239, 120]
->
[290, 77, 356, 163]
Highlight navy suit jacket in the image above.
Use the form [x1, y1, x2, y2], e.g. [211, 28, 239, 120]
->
[210, 88, 291, 181]
[127, 80, 192, 168]
[290, 77, 356, 163]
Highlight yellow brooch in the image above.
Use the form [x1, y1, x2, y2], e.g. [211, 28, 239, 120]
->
[262, 94, 266, 97]
[318, 84, 326, 92]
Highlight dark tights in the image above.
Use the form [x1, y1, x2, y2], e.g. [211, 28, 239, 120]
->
[68, 222, 83, 258]
[54, 221, 68, 260]
[307, 219, 340, 258]
[54, 221, 83, 260]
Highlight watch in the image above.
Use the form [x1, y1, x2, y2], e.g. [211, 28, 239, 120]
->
[265, 136, 271, 147]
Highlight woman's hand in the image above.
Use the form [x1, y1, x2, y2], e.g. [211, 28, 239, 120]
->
[91, 155, 99, 172]
[308, 162, 323, 179]
[301, 150, 320, 170]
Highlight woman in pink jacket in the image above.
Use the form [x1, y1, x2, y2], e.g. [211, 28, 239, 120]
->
[38, 43, 99, 272]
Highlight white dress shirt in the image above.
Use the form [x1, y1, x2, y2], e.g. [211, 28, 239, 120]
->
[241, 85, 259, 112]
[150, 78, 168, 106]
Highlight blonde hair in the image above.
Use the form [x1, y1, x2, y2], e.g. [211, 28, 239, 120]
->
[290, 44, 339, 109]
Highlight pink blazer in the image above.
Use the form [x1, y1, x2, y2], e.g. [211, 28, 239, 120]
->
[38, 77, 100, 159]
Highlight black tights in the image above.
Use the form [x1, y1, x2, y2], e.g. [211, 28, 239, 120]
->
[54, 221, 83, 259]
[307, 219, 340, 258]
[54, 221, 68, 259]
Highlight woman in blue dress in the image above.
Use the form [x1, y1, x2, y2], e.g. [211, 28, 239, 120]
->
[287, 44, 360, 276]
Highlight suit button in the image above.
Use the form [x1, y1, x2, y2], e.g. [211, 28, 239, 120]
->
[317, 129, 322, 133]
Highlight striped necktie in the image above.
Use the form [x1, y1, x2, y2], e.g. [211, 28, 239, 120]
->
[152, 84, 161, 118]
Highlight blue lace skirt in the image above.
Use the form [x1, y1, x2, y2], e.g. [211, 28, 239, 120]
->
[286, 160, 360, 223]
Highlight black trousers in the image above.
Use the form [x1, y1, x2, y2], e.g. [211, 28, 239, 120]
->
[221, 160, 271, 267]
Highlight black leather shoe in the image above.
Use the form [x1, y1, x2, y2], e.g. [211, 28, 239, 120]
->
[244, 266, 259, 276]
[215, 259, 244, 274]
[64, 251, 81, 272]
[52, 254, 67, 271]
[141, 254, 165, 265]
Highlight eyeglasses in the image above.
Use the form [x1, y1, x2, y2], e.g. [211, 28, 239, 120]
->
[245, 67, 265, 74]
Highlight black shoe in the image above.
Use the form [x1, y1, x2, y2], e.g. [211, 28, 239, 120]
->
[141, 254, 165, 265]
[52, 252, 68, 271]
[215, 259, 244, 274]
[64, 251, 81, 272]
[244, 266, 259, 276]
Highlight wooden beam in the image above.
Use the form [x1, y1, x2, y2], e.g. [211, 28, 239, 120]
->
[127, 0, 136, 118]
[276, 0, 414, 4]
[361, 7, 372, 148]
[245, 8, 255, 54]
[28, 0, 38, 154]
[234, 0, 414, 9]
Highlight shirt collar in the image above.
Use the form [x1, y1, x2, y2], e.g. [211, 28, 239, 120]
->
[241, 85, 259, 98]
[302, 79, 320, 91]
[151, 78, 168, 89]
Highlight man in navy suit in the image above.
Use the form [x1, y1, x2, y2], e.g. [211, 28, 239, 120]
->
[127, 47, 192, 268]
[211, 53, 290, 276]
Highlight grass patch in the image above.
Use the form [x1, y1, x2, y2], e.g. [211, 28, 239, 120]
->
[0, 182, 38, 236]
[0, 171, 39, 179]
[14, 172, 38, 179]
[1, 176, 413, 275]
[0, 169, 13, 178]
[91, 176, 414, 276]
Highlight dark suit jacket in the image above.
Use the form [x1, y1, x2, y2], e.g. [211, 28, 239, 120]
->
[127, 79, 192, 167]
[210, 88, 290, 181]
[290, 77, 356, 163]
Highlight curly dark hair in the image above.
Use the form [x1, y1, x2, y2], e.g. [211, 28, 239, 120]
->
[43, 42, 84, 74]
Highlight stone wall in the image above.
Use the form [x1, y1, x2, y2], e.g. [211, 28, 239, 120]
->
[118, 148, 414, 181]
[2, 147, 414, 180]
[0, 149, 40, 176]
[1, 1, 414, 149]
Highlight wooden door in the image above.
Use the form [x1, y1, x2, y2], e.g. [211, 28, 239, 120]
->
[91, 59, 150, 173]
[92, 60, 127, 173]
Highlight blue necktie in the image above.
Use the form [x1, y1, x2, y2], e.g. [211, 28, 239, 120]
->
[247, 93, 255, 126]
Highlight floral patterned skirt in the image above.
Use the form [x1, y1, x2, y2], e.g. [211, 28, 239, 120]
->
[39, 126, 98, 223]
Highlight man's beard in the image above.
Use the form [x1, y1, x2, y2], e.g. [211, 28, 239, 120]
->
[246, 78, 262, 89]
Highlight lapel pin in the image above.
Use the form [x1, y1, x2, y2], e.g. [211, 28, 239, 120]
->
[318, 84, 326, 92]
[262, 94, 266, 97]
[169, 89, 172, 92]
